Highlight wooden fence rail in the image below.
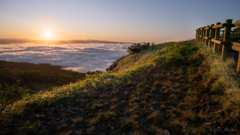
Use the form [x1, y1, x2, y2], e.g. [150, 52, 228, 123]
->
[196, 19, 240, 73]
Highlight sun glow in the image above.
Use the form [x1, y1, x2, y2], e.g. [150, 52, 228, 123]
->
[43, 31, 53, 40]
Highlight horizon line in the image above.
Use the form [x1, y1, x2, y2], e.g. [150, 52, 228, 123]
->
[0, 37, 132, 44]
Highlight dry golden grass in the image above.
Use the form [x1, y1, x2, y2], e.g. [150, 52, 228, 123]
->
[72, 117, 84, 124]
[58, 123, 68, 131]
[160, 103, 167, 110]
[109, 104, 117, 111]
[91, 103, 105, 110]
[146, 111, 160, 120]
[149, 125, 165, 134]
[125, 108, 136, 115]
[89, 117, 98, 125]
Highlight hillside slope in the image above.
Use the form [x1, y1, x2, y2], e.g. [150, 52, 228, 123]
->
[1, 40, 240, 135]
[0, 61, 86, 93]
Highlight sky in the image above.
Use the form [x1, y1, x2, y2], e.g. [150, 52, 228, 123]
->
[0, 0, 240, 43]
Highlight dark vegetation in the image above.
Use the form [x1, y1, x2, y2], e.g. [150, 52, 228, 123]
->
[231, 27, 240, 41]
[0, 60, 85, 93]
[0, 61, 86, 115]
[127, 42, 154, 53]
[0, 83, 26, 115]
[1, 40, 240, 134]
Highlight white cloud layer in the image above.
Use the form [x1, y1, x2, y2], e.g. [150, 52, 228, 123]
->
[0, 43, 131, 73]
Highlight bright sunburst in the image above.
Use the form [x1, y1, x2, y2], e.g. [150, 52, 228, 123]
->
[43, 31, 52, 40]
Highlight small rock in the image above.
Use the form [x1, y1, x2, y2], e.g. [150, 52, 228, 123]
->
[164, 130, 170, 135]
[111, 126, 114, 130]
[204, 122, 212, 126]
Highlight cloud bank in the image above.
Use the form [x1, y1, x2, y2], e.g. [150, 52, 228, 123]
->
[0, 43, 131, 73]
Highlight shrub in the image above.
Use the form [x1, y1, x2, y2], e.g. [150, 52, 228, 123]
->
[0, 82, 26, 114]
[127, 42, 151, 53]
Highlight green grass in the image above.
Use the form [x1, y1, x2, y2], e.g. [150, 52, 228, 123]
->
[1, 39, 240, 134]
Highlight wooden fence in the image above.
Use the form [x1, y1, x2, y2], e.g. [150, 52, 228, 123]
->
[195, 19, 240, 73]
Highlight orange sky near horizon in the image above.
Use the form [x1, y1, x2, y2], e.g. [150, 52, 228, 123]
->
[0, 20, 173, 43]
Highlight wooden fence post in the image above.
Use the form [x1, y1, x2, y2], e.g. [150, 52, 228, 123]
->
[198, 28, 200, 40]
[213, 22, 221, 53]
[199, 27, 202, 41]
[202, 26, 206, 44]
[205, 25, 210, 47]
[231, 20, 240, 73]
[238, 51, 240, 73]
[195, 30, 197, 39]
[208, 24, 214, 47]
[196, 29, 198, 39]
[232, 42, 240, 73]
[221, 19, 232, 61]
[198, 29, 200, 40]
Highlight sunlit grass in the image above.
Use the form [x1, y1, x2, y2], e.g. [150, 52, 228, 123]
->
[198, 46, 240, 121]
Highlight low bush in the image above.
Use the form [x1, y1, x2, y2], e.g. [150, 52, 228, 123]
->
[127, 42, 152, 53]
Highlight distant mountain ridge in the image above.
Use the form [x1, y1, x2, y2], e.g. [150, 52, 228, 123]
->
[0, 38, 130, 44]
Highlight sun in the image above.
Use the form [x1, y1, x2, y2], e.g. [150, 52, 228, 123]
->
[43, 31, 53, 40]
[45, 31, 51, 37]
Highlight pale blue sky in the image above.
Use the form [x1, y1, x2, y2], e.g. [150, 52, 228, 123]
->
[0, 0, 240, 43]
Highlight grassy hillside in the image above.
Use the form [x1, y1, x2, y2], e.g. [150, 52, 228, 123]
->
[1, 39, 240, 134]
[0, 61, 86, 93]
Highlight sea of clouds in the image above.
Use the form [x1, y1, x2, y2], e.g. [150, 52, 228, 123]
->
[0, 43, 131, 73]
